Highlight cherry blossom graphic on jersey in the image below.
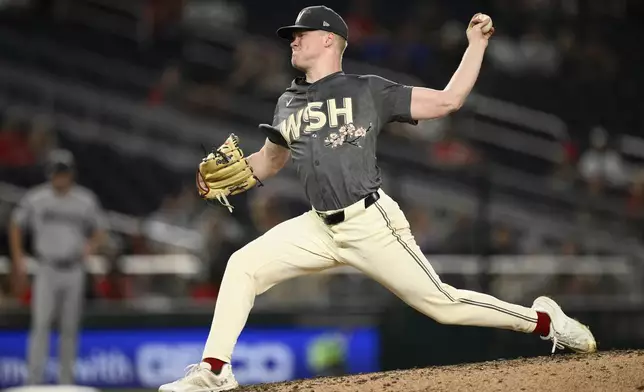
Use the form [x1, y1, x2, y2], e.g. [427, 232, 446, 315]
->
[324, 123, 372, 148]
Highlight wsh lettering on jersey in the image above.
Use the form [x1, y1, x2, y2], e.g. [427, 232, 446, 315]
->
[277, 98, 353, 144]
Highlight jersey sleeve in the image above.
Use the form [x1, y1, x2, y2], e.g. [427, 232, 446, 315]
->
[367, 75, 418, 125]
[259, 98, 289, 148]
[259, 124, 289, 148]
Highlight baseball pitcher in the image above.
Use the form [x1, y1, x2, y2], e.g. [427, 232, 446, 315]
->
[162, 7, 596, 391]
[9, 149, 106, 385]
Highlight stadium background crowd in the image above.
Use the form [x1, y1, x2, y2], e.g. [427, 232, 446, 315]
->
[0, 0, 642, 308]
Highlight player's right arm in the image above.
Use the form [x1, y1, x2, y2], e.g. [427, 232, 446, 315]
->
[246, 137, 291, 181]
[8, 220, 25, 271]
[8, 194, 32, 296]
[410, 43, 486, 119]
[410, 14, 494, 120]
[367, 15, 494, 125]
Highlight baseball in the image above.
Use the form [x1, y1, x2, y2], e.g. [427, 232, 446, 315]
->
[478, 14, 493, 33]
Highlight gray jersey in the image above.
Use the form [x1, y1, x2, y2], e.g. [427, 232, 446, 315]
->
[261, 72, 417, 211]
[12, 184, 106, 266]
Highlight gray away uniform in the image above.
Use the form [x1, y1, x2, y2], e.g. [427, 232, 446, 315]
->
[12, 183, 106, 385]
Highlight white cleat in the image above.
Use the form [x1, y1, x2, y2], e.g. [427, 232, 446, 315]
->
[159, 363, 238, 392]
[532, 296, 597, 354]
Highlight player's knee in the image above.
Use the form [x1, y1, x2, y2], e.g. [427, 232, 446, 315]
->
[222, 248, 271, 295]
[225, 248, 255, 277]
[30, 321, 50, 334]
[228, 249, 244, 264]
[59, 318, 80, 334]
[412, 294, 459, 325]
[427, 298, 465, 325]
[430, 311, 458, 325]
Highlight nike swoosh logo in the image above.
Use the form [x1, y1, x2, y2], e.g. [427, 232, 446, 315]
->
[286, 97, 294, 107]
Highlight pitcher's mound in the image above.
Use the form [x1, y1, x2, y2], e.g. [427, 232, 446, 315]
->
[239, 350, 644, 392]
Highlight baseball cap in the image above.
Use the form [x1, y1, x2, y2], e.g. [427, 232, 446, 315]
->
[47, 149, 75, 175]
[276, 6, 348, 41]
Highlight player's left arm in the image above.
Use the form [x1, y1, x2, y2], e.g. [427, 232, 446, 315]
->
[410, 13, 494, 121]
[84, 229, 106, 259]
[83, 194, 107, 259]
[246, 136, 291, 181]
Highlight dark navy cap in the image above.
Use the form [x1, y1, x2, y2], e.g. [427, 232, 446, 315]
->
[276, 6, 348, 41]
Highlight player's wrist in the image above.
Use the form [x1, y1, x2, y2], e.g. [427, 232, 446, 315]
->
[83, 243, 95, 259]
[467, 39, 488, 50]
[13, 261, 25, 275]
[11, 254, 24, 266]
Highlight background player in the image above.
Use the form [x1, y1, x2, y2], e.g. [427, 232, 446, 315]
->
[161, 6, 596, 392]
[9, 149, 106, 385]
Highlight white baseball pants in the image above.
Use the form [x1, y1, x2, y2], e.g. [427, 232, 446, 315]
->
[203, 189, 538, 362]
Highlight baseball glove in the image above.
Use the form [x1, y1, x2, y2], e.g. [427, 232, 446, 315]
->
[196, 133, 259, 212]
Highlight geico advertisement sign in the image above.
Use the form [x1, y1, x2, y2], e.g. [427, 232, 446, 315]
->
[0, 328, 379, 387]
[0, 342, 293, 387]
[137, 342, 294, 386]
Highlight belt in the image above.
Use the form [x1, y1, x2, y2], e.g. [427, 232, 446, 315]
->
[52, 260, 80, 270]
[317, 192, 380, 225]
[41, 257, 80, 270]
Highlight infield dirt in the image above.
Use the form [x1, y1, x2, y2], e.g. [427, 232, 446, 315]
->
[238, 350, 644, 392]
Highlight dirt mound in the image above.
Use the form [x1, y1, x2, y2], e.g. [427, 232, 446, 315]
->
[238, 350, 644, 392]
